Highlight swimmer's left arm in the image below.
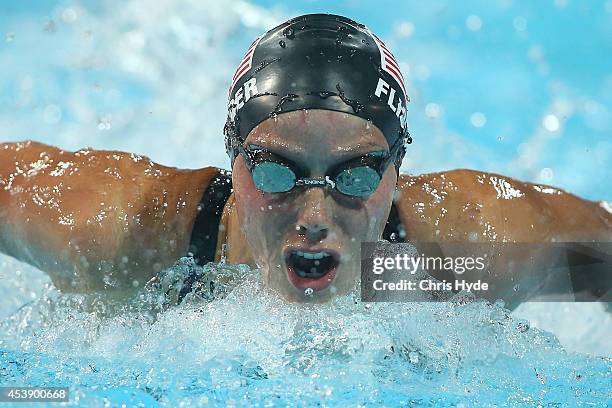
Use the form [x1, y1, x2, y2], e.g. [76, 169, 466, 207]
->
[395, 169, 611, 305]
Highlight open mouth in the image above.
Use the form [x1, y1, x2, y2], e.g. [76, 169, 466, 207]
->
[283, 248, 341, 291]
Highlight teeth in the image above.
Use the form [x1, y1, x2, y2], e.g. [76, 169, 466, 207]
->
[296, 251, 329, 259]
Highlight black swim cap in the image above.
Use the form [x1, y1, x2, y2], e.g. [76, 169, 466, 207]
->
[224, 13, 411, 172]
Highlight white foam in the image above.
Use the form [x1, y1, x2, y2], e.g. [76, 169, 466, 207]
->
[599, 200, 612, 214]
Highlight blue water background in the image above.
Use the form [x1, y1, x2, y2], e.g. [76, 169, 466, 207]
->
[0, 0, 610, 200]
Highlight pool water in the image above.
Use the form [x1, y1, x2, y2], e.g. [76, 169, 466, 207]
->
[1, 257, 610, 407]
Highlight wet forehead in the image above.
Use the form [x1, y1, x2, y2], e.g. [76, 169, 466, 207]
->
[244, 110, 389, 164]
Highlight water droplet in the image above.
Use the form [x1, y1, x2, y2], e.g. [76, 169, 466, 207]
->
[517, 320, 530, 333]
[542, 114, 560, 132]
[425, 103, 442, 119]
[513, 16, 527, 32]
[466, 15, 483, 31]
[470, 112, 486, 128]
[397, 21, 415, 38]
[43, 19, 57, 33]
[97, 115, 112, 130]
[408, 351, 419, 364]
[61, 7, 77, 23]
[539, 167, 554, 183]
[304, 287, 314, 296]
[283, 27, 295, 39]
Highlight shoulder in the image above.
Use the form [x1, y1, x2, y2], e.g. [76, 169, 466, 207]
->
[395, 169, 611, 242]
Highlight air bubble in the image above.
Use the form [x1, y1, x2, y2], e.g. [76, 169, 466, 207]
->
[304, 287, 314, 296]
[408, 351, 419, 364]
[517, 320, 530, 333]
[283, 27, 295, 39]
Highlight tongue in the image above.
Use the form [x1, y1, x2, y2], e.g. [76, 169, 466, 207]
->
[295, 266, 327, 279]
[290, 253, 335, 279]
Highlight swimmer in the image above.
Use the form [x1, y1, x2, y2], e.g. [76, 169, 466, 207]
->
[1, 14, 610, 305]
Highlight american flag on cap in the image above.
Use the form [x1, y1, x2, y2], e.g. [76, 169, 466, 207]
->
[367, 30, 407, 98]
[229, 37, 261, 95]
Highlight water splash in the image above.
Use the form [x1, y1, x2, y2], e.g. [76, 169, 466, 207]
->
[0, 258, 609, 406]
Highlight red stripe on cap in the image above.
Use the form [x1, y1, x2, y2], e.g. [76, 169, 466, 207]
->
[231, 63, 251, 87]
[232, 53, 254, 81]
[382, 50, 401, 72]
[383, 60, 405, 85]
[229, 37, 261, 92]
[383, 60, 406, 94]
[366, 28, 406, 95]
[381, 47, 398, 62]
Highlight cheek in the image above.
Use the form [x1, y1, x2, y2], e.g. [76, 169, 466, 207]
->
[360, 170, 396, 239]
[233, 160, 265, 213]
[232, 160, 291, 240]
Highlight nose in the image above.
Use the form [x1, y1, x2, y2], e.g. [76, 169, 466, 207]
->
[295, 187, 332, 242]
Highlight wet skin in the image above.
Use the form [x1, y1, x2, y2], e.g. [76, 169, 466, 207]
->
[1, 110, 611, 304]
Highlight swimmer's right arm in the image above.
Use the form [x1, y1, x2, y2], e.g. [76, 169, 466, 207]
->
[0, 140, 219, 293]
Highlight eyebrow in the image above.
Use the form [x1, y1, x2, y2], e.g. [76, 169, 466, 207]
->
[246, 143, 389, 167]
[246, 143, 389, 173]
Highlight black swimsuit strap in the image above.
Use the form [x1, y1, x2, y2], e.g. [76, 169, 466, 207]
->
[382, 200, 406, 243]
[187, 169, 233, 266]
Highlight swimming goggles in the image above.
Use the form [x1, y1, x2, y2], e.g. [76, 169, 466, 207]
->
[234, 136, 406, 198]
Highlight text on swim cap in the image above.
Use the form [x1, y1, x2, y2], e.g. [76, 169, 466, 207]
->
[374, 78, 406, 121]
[229, 78, 258, 121]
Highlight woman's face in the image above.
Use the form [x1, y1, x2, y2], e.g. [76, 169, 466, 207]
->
[232, 109, 397, 302]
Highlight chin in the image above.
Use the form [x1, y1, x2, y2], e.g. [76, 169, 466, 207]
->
[273, 262, 356, 303]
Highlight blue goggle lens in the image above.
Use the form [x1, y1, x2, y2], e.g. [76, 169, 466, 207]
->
[252, 162, 297, 193]
[335, 166, 381, 198]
